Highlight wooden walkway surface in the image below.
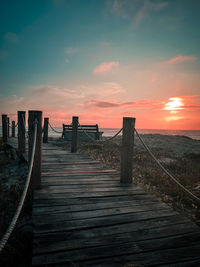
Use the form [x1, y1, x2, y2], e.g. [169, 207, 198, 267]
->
[7, 138, 200, 266]
[31, 142, 200, 266]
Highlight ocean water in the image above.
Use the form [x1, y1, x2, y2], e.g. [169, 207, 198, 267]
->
[1, 126, 200, 140]
[101, 128, 200, 140]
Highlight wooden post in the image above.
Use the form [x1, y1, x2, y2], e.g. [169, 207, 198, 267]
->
[43, 117, 49, 143]
[18, 111, 26, 154]
[7, 117, 10, 138]
[96, 124, 99, 140]
[28, 110, 42, 190]
[2, 114, 8, 143]
[120, 117, 135, 183]
[71, 116, 78, 153]
[12, 121, 15, 137]
[62, 124, 64, 139]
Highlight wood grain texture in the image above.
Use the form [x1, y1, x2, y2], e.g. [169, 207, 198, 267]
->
[30, 141, 200, 266]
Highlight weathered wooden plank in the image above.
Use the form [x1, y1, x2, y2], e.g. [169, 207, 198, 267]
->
[34, 190, 147, 200]
[33, 223, 199, 255]
[41, 173, 119, 179]
[32, 200, 168, 216]
[42, 169, 117, 176]
[80, 245, 200, 267]
[33, 209, 178, 234]
[32, 235, 200, 266]
[36, 185, 145, 194]
[33, 194, 158, 207]
[33, 203, 170, 223]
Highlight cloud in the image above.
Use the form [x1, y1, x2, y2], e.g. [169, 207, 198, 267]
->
[93, 61, 120, 74]
[111, 0, 168, 25]
[86, 100, 119, 108]
[64, 47, 80, 55]
[85, 99, 162, 109]
[4, 32, 19, 44]
[180, 95, 200, 111]
[165, 116, 185, 122]
[166, 55, 197, 64]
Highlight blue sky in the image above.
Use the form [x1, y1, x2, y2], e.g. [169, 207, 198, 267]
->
[0, 0, 200, 129]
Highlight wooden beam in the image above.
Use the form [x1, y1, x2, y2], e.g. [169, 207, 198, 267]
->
[71, 116, 79, 153]
[7, 117, 10, 138]
[12, 120, 15, 137]
[18, 111, 26, 154]
[120, 117, 135, 183]
[43, 117, 49, 143]
[2, 114, 8, 143]
[28, 110, 42, 190]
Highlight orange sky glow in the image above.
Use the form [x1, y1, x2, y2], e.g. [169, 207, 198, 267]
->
[1, 1, 200, 131]
[1, 94, 199, 130]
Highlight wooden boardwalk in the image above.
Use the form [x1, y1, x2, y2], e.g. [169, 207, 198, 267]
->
[7, 138, 200, 266]
[30, 142, 200, 266]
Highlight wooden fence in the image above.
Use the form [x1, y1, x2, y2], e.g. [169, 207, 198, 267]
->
[1, 112, 136, 187]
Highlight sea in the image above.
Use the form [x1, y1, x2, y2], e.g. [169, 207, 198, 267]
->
[1, 126, 200, 140]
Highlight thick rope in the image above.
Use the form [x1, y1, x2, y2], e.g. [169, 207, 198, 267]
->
[22, 115, 29, 138]
[78, 123, 122, 143]
[0, 119, 38, 253]
[135, 129, 200, 204]
[100, 128, 122, 143]
[48, 122, 63, 134]
[77, 124, 97, 141]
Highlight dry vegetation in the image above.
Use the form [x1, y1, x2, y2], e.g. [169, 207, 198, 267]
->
[0, 137, 32, 267]
[78, 134, 200, 225]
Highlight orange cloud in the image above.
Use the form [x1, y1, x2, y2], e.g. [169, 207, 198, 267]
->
[166, 55, 197, 64]
[93, 61, 119, 74]
[165, 116, 185, 122]
[180, 95, 200, 110]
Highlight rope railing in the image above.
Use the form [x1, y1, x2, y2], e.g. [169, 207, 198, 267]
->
[100, 128, 122, 143]
[78, 123, 123, 143]
[135, 128, 200, 205]
[0, 119, 38, 253]
[22, 115, 29, 138]
[77, 123, 97, 141]
[48, 121, 63, 134]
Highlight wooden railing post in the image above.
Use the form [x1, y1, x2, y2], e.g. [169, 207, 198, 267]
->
[2, 114, 8, 143]
[71, 116, 79, 153]
[43, 117, 49, 143]
[120, 117, 135, 183]
[28, 110, 42, 190]
[12, 121, 15, 137]
[96, 124, 100, 140]
[7, 117, 10, 138]
[18, 111, 26, 154]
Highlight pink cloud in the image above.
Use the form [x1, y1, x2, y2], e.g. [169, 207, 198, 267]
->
[166, 55, 197, 64]
[93, 61, 119, 74]
[181, 95, 200, 110]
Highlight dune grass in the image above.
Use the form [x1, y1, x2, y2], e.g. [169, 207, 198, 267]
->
[0, 137, 32, 267]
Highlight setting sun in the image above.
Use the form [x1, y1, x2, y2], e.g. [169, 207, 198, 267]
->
[164, 97, 184, 111]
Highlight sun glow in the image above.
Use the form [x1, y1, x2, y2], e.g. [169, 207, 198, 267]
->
[164, 97, 184, 111]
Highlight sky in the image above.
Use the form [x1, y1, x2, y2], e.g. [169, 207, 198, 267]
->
[0, 0, 200, 129]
